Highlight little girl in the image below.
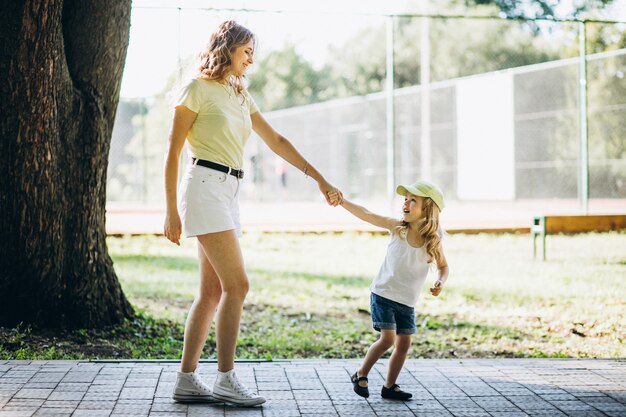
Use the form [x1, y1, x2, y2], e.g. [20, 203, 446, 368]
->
[335, 180, 449, 400]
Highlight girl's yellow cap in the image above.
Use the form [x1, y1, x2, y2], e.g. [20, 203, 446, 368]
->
[396, 180, 445, 211]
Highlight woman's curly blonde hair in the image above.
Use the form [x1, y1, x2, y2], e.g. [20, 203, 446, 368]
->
[395, 197, 442, 264]
[197, 21, 255, 97]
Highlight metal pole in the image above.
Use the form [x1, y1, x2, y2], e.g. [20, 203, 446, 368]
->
[420, 2, 432, 180]
[578, 21, 589, 214]
[386, 16, 396, 205]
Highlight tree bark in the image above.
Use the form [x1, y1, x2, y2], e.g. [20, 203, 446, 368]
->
[0, 0, 134, 328]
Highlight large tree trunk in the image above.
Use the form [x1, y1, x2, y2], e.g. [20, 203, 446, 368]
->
[0, 0, 134, 328]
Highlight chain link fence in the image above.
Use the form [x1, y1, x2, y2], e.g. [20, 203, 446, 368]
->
[108, 7, 626, 220]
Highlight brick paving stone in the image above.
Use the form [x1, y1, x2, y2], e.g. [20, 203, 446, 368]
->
[112, 403, 151, 414]
[539, 392, 578, 401]
[259, 390, 294, 400]
[33, 408, 75, 416]
[292, 390, 329, 400]
[61, 373, 98, 384]
[447, 410, 491, 417]
[5, 399, 45, 408]
[87, 384, 124, 393]
[411, 412, 454, 417]
[256, 382, 291, 390]
[488, 412, 530, 417]
[53, 383, 90, 392]
[41, 400, 80, 408]
[119, 388, 155, 400]
[507, 395, 553, 409]
[471, 396, 518, 411]
[526, 410, 567, 416]
[72, 410, 112, 417]
[376, 412, 415, 417]
[14, 388, 53, 399]
[261, 412, 301, 417]
[83, 393, 121, 402]
[405, 399, 446, 411]
[123, 379, 158, 388]
[149, 402, 188, 412]
[24, 383, 59, 390]
[77, 400, 117, 409]
[561, 412, 608, 417]
[30, 373, 66, 383]
[222, 409, 263, 416]
[47, 391, 84, 401]
[550, 399, 600, 411]
[0, 411, 38, 417]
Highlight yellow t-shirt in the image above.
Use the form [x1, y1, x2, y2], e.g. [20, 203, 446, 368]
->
[175, 78, 259, 169]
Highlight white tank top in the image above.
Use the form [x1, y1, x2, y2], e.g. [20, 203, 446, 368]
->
[370, 231, 431, 307]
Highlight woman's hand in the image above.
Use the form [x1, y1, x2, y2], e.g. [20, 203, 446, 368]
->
[164, 211, 182, 246]
[318, 180, 344, 206]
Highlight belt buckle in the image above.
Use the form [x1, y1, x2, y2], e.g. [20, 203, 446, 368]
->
[237, 169, 244, 179]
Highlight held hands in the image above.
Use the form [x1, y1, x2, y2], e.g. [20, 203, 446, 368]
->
[164, 211, 182, 246]
[319, 181, 344, 206]
[429, 280, 444, 296]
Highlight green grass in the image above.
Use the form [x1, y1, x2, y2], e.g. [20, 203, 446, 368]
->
[1, 231, 624, 360]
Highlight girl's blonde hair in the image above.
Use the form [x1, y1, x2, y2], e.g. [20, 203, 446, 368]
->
[395, 197, 442, 264]
[196, 20, 255, 96]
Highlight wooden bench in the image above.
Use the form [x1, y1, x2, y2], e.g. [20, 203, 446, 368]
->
[531, 214, 626, 260]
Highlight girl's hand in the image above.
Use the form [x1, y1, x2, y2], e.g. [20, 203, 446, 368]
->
[429, 280, 444, 296]
[318, 180, 344, 206]
[164, 211, 182, 246]
[327, 189, 343, 206]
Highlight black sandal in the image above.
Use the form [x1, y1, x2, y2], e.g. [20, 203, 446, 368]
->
[350, 372, 369, 398]
[381, 384, 412, 400]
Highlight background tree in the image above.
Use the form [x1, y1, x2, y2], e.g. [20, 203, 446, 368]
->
[0, 1, 134, 328]
[322, 16, 564, 98]
[248, 43, 329, 111]
[468, 0, 615, 19]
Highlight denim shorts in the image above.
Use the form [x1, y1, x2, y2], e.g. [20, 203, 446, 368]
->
[370, 293, 416, 335]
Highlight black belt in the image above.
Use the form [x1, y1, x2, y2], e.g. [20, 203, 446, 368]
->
[192, 158, 244, 179]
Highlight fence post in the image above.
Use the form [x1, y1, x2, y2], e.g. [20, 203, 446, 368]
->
[578, 21, 589, 214]
[386, 15, 396, 207]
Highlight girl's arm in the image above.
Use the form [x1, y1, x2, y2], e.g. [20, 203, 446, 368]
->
[341, 199, 400, 231]
[163, 106, 197, 245]
[251, 111, 342, 205]
[430, 245, 449, 296]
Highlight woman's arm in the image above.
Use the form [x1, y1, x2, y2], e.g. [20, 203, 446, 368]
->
[251, 111, 342, 205]
[341, 199, 400, 231]
[163, 106, 197, 245]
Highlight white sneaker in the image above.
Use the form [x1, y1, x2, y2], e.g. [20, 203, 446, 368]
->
[212, 369, 266, 406]
[172, 371, 220, 403]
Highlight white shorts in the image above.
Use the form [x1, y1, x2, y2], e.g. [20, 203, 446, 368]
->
[178, 164, 242, 238]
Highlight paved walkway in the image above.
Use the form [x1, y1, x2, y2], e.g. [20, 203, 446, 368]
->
[1, 359, 625, 417]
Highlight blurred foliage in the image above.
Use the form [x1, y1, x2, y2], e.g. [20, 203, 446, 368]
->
[470, 0, 616, 19]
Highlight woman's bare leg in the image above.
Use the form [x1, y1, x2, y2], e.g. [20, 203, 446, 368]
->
[180, 242, 222, 373]
[196, 230, 249, 372]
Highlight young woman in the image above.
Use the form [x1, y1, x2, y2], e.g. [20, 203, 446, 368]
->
[164, 20, 342, 406]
